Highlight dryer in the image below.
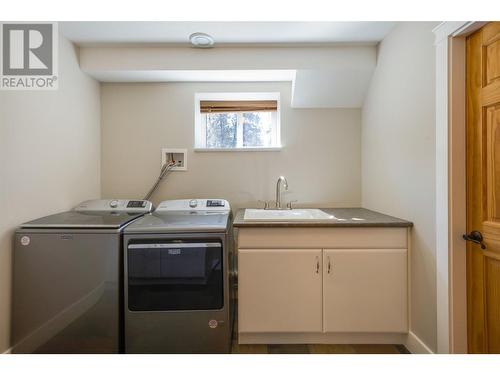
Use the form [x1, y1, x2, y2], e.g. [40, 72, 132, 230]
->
[123, 199, 234, 353]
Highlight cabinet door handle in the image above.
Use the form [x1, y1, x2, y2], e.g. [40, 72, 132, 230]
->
[327, 256, 332, 274]
[315, 256, 320, 274]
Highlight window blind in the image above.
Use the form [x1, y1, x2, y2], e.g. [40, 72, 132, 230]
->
[200, 100, 278, 113]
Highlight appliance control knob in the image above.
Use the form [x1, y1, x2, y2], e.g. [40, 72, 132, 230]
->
[109, 200, 119, 208]
[189, 199, 198, 208]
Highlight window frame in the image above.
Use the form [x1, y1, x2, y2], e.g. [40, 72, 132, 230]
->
[194, 92, 282, 151]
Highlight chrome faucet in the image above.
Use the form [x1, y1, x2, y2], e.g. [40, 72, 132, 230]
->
[275, 176, 289, 209]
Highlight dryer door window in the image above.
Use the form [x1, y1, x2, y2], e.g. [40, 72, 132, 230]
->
[127, 242, 223, 311]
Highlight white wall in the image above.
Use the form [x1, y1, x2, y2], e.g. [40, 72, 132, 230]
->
[80, 45, 378, 108]
[361, 22, 438, 352]
[101, 82, 361, 209]
[0, 34, 101, 353]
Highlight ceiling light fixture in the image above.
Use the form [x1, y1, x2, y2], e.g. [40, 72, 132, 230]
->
[189, 32, 215, 48]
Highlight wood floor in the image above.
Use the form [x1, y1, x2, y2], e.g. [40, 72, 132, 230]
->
[231, 342, 410, 354]
[230, 307, 410, 354]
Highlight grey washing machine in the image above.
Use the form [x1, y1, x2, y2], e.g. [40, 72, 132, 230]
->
[12, 199, 153, 354]
[123, 199, 234, 353]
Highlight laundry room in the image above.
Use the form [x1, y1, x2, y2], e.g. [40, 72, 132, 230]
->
[0, 19, 443, 357]
[0, 19, 435, 355]
[2, 2, 500, 373]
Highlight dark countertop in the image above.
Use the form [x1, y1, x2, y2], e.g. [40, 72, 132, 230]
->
[232, 207, 413, 228]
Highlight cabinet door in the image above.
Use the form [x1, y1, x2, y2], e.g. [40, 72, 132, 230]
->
[323, 249, 407, 333]
[238, 249, 322, 333]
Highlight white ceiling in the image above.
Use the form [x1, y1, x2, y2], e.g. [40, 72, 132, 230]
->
[60, 22, 396, 46]
[88, 70, 296, 83]
[70, 22, 389, 108]
[292, 69, 374, 108]
[80, 45, 377, 108]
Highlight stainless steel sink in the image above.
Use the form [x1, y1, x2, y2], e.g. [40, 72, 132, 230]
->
[244, 208, 337, 222]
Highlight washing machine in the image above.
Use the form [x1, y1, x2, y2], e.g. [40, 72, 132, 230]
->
[123, 199, 234, 353]
[12, 199, 153, 353]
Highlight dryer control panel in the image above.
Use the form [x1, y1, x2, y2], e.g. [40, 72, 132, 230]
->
[156, 199, 230, 213]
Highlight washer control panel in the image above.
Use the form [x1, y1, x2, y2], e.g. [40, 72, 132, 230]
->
[156, 199, 230, 212]
[75, 199, 153, 213]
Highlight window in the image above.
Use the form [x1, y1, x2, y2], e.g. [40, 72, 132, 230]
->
[195, 93, 281, 150]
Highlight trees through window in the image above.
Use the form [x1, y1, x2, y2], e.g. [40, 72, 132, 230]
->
[195, 94, 280, 150]
[205, 111, 276, 148]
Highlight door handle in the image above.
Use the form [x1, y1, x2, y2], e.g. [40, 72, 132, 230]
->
[463, 230, 486, 249]
[327, 256, 332, 274]
[315, 256, 319, 274]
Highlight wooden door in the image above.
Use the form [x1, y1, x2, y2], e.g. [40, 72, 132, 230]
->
[466, 22, 500, 353]
[322, 249, 407, 333]
[238, 249, 322, 333]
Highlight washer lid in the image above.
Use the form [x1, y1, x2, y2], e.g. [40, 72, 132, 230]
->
[20, 199, 153, 229]
[20, 210, 145, 229]
[124, 211, 230, 233]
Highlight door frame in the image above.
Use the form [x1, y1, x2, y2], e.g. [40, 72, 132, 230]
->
[433, 21, 488, 354]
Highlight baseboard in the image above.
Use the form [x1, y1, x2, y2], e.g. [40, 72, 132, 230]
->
[239, 332, 407, 345]
[405, 331, 434, 354]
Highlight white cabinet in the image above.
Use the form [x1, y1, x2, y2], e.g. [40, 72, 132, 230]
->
[236, 227, 409, 344]
[322, 249, 407, 333]
[238, 249, 323, 333]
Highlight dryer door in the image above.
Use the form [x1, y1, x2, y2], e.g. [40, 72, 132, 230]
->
[127, 241, 223, 311]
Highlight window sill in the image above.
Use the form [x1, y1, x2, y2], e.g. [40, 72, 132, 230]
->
[194, 147, 282, 152]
